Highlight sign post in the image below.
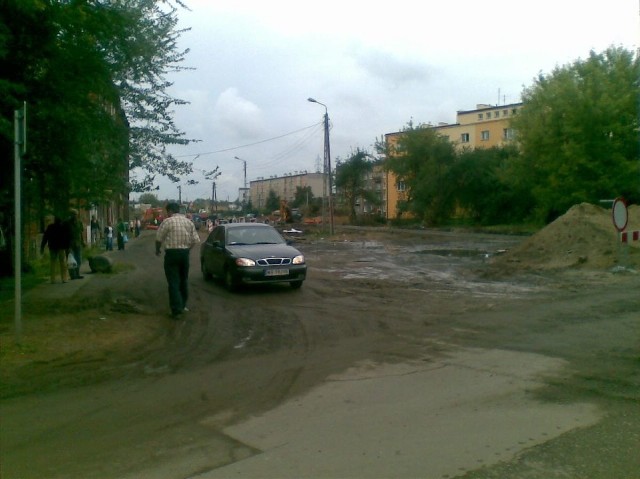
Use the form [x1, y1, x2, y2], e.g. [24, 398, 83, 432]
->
[14, 102, 26, 343]
[612, 197, 629, 270]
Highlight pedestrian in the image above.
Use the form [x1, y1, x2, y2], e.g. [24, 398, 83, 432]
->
[90, 215, 100, 245]
[65, 209, 85, 279]
[40, 215, 71, 283]
[116, 218, 127, 250]
[104, 222, 114, 251]
[135, 217, 141, 238]
[155, 202, 200, 319]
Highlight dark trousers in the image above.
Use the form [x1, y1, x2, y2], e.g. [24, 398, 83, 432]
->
[163, 249, 190, 315]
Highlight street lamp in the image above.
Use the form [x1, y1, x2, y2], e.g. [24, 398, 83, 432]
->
[307, 97, 334, 235]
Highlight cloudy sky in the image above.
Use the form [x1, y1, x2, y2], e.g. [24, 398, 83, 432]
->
[134, 0, 639, 203]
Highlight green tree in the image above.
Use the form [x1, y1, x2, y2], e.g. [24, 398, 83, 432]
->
[385, 123, 457, 224]
[265, 189, 280, 214]
[334, 149, 376, 223]
[510, 46, 640, 222]
[451, 145, 533, 224]
[138, 193, 161, 206]
[292, 186, 313, 209]
[0, 0, 194, 216]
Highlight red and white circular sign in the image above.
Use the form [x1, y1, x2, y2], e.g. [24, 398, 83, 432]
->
[612, 197, 628, 232]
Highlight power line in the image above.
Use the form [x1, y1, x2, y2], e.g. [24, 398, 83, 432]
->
[173, 122, 322, 159]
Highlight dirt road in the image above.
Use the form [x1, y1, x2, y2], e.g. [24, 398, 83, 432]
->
[1, 224, 639, 478]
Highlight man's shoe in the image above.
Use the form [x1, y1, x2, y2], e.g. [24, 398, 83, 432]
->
[183, 307, 190, 312]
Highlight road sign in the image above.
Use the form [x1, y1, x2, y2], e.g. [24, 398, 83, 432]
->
[612, 197, 628, 232]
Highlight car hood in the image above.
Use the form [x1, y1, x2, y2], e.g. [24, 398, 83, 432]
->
[226, 243, 303, 260]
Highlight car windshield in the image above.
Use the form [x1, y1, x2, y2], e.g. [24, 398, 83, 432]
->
[226, 227, 285, 246]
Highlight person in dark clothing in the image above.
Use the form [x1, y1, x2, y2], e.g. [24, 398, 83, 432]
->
[117, 218, 127, 250]
[40, 216, 71, 284]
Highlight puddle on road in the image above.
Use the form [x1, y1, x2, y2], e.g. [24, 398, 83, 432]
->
[307, 236, 537, 298]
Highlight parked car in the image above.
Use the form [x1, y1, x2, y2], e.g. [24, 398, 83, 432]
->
[200, 223, 307, 291]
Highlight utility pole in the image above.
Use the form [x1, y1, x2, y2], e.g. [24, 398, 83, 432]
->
[234, 156, 247, 213]
[204, 166, 221, 214]
[14, 101, 26, 343]
[308, 97, 334, 235]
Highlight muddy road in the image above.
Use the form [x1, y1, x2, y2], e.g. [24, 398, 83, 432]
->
[1, 227, 639, 478]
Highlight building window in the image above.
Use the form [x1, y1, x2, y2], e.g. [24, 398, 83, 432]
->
[486, 112, 492, 119]
[478, 113, 484, 120]
[481, 130, 490, 141]
[512, 108, 518, 115]
[396, 181, 406, 192]
[503, 109, 509, 117]
[461, 133, 470, 143]
[503, 128, 514, 140]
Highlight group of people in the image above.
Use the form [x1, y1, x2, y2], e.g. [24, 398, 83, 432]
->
[39, 209, 85, 283]
[92, 217, 141, 251]
[40, 211, 144, 284]
[42, 203, 201, 320]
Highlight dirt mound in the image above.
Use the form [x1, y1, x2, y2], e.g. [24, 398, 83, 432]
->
[489, 202, 640, 273]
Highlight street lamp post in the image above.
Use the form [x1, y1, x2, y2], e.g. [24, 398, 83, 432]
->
[307, 97, 334, 235]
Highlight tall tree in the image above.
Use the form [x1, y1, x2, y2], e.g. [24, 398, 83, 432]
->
[334, 149, 375, 222]
[510, 46, 640, 221]
[385, 122, 457, 224]
[451, 145, 532, 224]
[0, 0, 195, 214]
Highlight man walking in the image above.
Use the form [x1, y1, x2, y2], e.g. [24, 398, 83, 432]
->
[155, 202, 200, 318]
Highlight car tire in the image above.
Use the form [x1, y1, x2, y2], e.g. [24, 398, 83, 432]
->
[201, 260, 212, 281]
[290, 280, 303, 289]
[224, 268, 236, 292]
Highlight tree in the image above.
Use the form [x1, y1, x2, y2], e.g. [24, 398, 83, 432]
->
[0, 0, 195, 216]
[385, 123, 457, 224]
[510, 46, 640, 222]
[451, 145, 533, 224]
[265, 190, 280, 214]
[334, 149, 376, 223]
[138, 193, 161, 207]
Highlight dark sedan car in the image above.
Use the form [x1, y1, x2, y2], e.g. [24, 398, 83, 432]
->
[200, 223, 307, 290]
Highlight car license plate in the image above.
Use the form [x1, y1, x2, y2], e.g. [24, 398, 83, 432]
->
[265, 269, 289, 277]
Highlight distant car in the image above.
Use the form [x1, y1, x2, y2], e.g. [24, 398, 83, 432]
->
[200, 223, 307, 291]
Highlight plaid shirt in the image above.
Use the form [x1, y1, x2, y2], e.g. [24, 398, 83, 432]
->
[156, 214, 200, 249]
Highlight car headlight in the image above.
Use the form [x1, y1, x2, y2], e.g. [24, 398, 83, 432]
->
[292, 254, 305, 265]
[235, 257, 256, 267]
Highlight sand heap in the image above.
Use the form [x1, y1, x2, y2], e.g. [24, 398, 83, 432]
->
[490, 202, 640, 273]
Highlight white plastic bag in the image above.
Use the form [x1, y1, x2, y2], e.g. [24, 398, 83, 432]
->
[67, 252, 78, 269]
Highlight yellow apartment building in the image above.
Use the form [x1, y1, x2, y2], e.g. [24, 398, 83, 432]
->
[384, 102, 522, 219]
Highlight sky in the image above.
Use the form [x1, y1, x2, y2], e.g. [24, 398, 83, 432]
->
[132, 0, 639, 204]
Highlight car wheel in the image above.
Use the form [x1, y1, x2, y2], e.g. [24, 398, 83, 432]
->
[201, 260, 212, 281]
[290, 280, 303, 289]
[224, 268, 236, 292]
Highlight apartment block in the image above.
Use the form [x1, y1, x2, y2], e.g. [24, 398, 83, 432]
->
[249, 172, 326, 210]
[384, 102, 522, 219]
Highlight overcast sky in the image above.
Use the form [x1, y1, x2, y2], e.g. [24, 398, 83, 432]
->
[133, 0, 639, 204]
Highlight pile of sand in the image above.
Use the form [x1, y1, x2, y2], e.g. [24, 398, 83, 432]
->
[490, 202, 640, 273]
